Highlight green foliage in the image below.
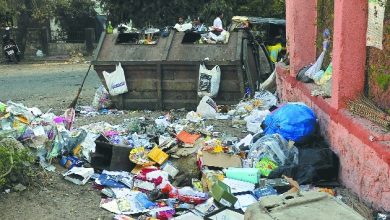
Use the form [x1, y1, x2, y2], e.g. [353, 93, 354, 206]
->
[376, 73, 390, 90]
[371, 64, 390, 90]
[316, 0, 334, 68]
[100, 0, 206, 27]
[237, 0, 285, 18]
[99, 0, 285, 27]
[0, 142, 35, 190]
[54, 0, 97, 35]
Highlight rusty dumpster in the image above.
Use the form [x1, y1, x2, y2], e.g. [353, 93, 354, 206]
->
[92, 30, 270, 110]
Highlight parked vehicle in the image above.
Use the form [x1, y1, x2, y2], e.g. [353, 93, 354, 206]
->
[2, 27, 20, 63]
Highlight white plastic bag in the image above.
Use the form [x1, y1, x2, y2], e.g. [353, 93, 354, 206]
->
[198, 63, 221, 98]
[103, 63, 128, 96]
[244, 109, 270, 133]
[186, 111, 202, 123]
[304, 50, 325, 79]
[196, 96, 218, 119]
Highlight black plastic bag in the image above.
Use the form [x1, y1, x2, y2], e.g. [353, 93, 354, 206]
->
[296, 65, 314, 83]
[268, 144, 339, 184]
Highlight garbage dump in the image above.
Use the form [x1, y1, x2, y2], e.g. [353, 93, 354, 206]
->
[0, 88, 366, 220]
[92, 29, 270, 110]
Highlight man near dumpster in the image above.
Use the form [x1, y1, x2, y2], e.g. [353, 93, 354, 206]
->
[174, 16, 192, 32]
[177, 16, 184, 25]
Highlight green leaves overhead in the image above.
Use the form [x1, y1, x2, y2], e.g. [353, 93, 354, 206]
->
[99, 0, 285, 27]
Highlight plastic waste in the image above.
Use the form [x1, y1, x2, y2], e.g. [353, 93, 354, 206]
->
[186, 111, 202, 123]
[253, 186, 278, 200]
[36, 49, 44, 57]
[80, 132, 99, 162]
[60, 155, 84, 169]
[155, 116, 170, 128]
[196, 96, 218, 119]
[226, 168, 260, 184]
[317, 63, 333, 85]
[269, 142, 339, 184]
[297, 65, 314, 83]
[63, 167, 94, 185]
[197, 64, 221, 98]
[244, 109, 270, 133]
[106, 21, 113, 34]
[253, 90, 278, 110]
[92, 85, 112, 110]
[103, 62, 128, 96]
[136, 193, 156, 209]
[248, 134, 298, 167]
[263, 103, 317, 142]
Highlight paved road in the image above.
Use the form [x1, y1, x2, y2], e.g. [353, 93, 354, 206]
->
[0, 63, 101, 113]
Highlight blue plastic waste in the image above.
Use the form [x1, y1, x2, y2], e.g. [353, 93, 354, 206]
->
[263, 103, 317, 142]
[253, 186, 278, 200]
[97, 173, 127, 188]
[136, 193, 156, 209]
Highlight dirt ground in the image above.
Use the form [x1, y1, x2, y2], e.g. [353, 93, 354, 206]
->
[0, 63, 377, 219]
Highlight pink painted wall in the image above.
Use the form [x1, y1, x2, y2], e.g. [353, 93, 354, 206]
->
[285, 0, 317, 76]
[283, 0, 390, 211]
[276, 67, 390, 211]
[331, 0, 368, 109]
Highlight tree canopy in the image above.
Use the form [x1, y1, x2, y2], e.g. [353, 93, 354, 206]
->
[99, 0, 285, 28]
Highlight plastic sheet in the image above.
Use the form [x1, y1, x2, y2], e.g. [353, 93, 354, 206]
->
[248, 134, 298, 167]
[269, 141, 339, 184]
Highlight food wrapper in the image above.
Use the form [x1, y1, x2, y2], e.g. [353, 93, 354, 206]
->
[256, 157, 278, 177]
[129, 147, 155, 166]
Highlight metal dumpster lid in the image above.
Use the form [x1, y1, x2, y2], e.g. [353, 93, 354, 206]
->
[93, 30, 244, 63]
[247, 17, 286, 25]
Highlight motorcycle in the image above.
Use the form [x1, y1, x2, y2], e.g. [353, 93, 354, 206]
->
[2, 27, 20, 63]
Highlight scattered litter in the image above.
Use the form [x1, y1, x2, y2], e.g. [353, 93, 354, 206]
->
[0, 85, 365, 219]
[211, 180, 238, 207]
[202, 152, 242, 168]
[225, 168, 260, 184]
[63, 167, 94, 185]
[205, 207, 244, 220]
[196, 96, 218, 119]
[234, 194, 257, 212]
[13, 183, 27, 192]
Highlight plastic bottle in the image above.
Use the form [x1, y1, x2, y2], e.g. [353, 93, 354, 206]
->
[106, 21, 113, 34]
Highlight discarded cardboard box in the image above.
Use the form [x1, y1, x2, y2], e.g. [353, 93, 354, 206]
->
[202, 152, 242, 168]
[205, 207, 244, 220]
[148, 146, 169, 165]
[63, 167, 94, 185]
[211, 180, 238, 208]
[177, 130, 201, 144]
[201, 171, 225, 192]
[244, 191, 365, 220]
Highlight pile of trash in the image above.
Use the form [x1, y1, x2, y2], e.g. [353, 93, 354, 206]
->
[68, 50, 86, 64]
[1, 89, 366, 219]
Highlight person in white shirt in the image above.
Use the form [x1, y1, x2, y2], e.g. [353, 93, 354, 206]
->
[174, 16, 192, 32]
[213, 11, 224, 31]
